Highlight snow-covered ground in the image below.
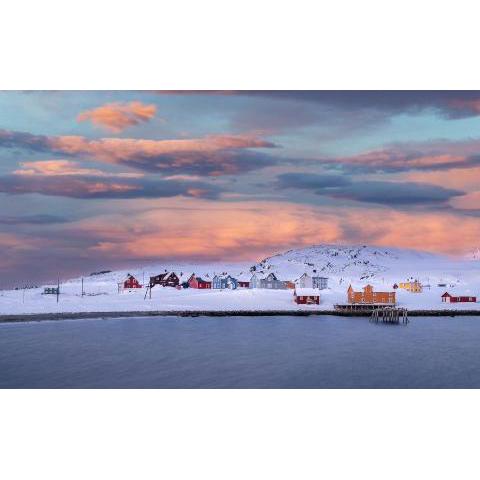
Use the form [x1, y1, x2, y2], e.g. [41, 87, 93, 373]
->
[1, 245, 480, 315]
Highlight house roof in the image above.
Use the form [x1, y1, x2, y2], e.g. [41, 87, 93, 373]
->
[179, 272, 194, 282]
[265, 272, 279, 280]
[250, 272, 266, 280]
[195, 277, 211, 283]
[295, 288, 320, 296]
[236, 273, 251, 281]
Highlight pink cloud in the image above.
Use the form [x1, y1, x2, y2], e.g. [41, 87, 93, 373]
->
[45, 134, 277, 175]
[449, 191, 480, 210]
[63, 199, 480, 263]
[77, 101, 157, 132]
[13, 160, 142, 178]
[315, 138, 480, 173]
[448, 99, 480, 114]
[331, 150, 470, 171]
[401, 167, 480, 190]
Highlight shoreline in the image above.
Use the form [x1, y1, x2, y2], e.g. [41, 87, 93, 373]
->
[1, 309, 480, 323]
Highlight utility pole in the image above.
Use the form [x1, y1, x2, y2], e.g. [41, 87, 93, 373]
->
[57, 277, 60, 303]
[81, 277, 84, 297]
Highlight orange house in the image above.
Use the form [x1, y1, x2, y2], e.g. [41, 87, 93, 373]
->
[347, 284, 396, 305]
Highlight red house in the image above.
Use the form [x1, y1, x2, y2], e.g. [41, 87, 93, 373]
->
[188, 275, 212, 289]
[441, 292, 476, 303]
[294, 288, 320, 305]
[119, 274, 142, 292]
[236, 274, 251, 288]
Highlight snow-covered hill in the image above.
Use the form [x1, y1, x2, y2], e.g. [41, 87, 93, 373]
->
[1, 244, 479, 315]
[252, 244, 467, 285]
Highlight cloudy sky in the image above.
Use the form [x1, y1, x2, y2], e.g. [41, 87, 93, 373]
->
[2, 90, 480, 287]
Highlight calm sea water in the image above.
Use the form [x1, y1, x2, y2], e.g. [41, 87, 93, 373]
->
[1, 315, 480, 388]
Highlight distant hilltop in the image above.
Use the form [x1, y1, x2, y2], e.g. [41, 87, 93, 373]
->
[249, 244, 452, 282]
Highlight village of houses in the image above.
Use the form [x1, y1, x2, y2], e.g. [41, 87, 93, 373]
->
[121, 270, 477, 308]
[2, 245, 480, 316]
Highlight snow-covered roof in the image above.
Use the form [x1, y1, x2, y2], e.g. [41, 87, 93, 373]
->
[196, 277, 211, 283]
[236, 273, 252, 281]
[178, 272, 194, 282]
[295, 288, 320, 296]
[250, 272, 266, 279]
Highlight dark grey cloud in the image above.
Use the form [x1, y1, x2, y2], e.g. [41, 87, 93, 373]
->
[0, 174, 223, 200]
[329, 181, 463, 206]
[117, 150, 277, 176]
[0, 129, 51, 152]
[277, 172, 463, 207]
[159, 91, 480, 119]
[277, 172, 351, 189]
[0, 214, 68, 225]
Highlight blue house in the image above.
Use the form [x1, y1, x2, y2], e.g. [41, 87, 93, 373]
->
[250, 272, 286, 289]
[212, 275, 238, 289]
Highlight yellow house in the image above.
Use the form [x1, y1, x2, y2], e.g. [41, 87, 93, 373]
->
[398, 280, 423, 293]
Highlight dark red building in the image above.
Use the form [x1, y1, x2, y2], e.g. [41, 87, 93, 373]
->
[294, 288, 320, 305]
[123, 274, 142, 289]
[238, 281, 250, 288]
[188, 275, 212, 289]
[441, 292, 476, 303]
[150, 272, 179, 288]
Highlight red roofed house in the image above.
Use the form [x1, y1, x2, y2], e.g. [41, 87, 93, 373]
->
[188, 275, 212, 289]
[119, 274, 142, 292]
[441, 292, 476, 303]
[294, 288, 320, 305]
[236, 273, 251, 289]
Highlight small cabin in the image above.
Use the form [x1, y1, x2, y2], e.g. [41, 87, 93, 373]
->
[441, 292, 476, 303]
[150, 272, 179, 288]
[236, 273, 251, 288]
[43, 287, 59, 295]
[398, 280, 423, 293]
[294, 288, 320, 305]
[124, 274, 142, 289]
[188, 275, 212, 289]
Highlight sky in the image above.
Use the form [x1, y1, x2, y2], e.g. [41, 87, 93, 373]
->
[2, 90, 480, 287]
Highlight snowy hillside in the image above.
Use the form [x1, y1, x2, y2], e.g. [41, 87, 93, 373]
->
[252, 244, 465, 284]
[1, 244, 479, 315]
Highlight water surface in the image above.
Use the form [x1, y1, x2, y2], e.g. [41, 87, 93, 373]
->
[0, 315, 479, 388]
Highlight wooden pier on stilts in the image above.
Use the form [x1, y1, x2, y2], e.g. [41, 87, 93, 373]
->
[371, 306, 409, 324]
[334, 303, 409, 324]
